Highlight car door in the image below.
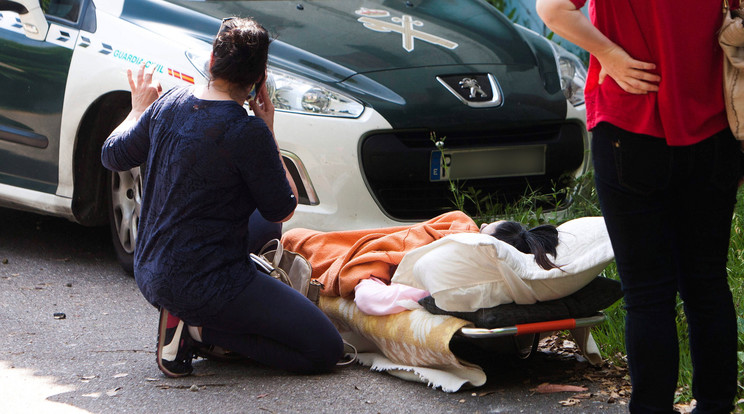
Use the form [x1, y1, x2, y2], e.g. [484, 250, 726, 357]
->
[0, 0, 85, 194]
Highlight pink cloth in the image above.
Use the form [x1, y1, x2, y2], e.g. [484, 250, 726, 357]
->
[353, 278, 429, 316]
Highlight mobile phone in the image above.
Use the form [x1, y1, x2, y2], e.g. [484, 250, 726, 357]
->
[248, 84, 257, 102]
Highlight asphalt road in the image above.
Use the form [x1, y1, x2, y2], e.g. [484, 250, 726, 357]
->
[0, 207, 629, 413]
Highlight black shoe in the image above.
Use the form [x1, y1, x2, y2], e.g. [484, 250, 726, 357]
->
[192, 342, 247, 362]
[156, 308, 194, 378]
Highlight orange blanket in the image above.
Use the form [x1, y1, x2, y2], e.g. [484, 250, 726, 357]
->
[281, 211, 479, 298]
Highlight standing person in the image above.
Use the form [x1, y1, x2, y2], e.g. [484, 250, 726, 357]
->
[536, 1, 741, 413]
[101, 17, 343, 378]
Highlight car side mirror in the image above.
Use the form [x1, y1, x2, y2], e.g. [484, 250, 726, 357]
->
[0, 0, 49, 41]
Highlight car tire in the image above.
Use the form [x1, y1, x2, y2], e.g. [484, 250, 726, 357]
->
[107, 166, 143, 275]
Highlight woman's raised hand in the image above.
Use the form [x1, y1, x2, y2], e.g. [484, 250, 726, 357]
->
[127, 63, 163, 116]
[248, 81, 275, 133]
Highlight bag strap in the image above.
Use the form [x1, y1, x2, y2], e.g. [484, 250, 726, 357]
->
[336, 340, 358, 366]
[258, 239, 284, 268]
[249, 252, 291, 285]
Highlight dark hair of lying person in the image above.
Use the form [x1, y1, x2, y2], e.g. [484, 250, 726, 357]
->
[487, 221, 560, 270]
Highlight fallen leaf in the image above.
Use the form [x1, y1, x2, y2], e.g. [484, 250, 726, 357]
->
[530, 383, 588, 394]
[189, 384, 200, 392]
[559, 398, 581, 406]
[81, 393, 101, 399]
[572, 393, 592, 399]
[257, 393, 269, 399]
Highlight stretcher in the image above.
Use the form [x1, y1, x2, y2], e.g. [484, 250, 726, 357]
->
[456, 313, 607, 362]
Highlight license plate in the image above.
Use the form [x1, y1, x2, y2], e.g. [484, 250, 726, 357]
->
[430, 145, 546, 181]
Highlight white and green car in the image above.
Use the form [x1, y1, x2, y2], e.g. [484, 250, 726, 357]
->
[0, 0, 589, 272]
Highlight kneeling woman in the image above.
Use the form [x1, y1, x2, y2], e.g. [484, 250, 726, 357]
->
[101, 17, 343, 377]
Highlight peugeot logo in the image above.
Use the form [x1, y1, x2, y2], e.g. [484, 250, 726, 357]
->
[436, 73, 503, 107]
[459, 78, 487, 99]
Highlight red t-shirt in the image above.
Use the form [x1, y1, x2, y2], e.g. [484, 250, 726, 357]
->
[569, 0, 731, 145]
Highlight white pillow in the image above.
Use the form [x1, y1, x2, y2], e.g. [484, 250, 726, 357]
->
[391, 217, 614, 312]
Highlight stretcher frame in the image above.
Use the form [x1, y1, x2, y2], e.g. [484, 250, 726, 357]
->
[455, 313, 607, 360]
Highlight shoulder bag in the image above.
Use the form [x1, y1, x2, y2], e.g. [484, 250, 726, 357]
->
[250, 239, 323, 305]
[719, 0, 744, 139]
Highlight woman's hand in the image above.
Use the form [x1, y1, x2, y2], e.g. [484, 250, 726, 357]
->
[248, 82, 275, 133]
[108, 64, 162, 136]
[536, 0, 659, 95]
[128, 63, 162, 117]
[596, 45, 660, 94]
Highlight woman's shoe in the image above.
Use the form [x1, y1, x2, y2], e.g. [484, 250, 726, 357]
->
[156, 308, 194, 377]
[192, 343, 247, 362]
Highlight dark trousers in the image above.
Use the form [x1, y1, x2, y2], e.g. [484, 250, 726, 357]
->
[202, 210, 344, 374]
[591, 123, 739, 414]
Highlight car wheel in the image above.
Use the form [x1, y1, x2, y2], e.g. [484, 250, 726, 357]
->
[107, 166, 143, 275]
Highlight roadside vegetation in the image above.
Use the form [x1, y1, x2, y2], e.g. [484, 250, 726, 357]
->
[442, 158, 744, 407]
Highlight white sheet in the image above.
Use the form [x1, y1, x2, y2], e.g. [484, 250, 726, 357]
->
[391, 217, 614, 312]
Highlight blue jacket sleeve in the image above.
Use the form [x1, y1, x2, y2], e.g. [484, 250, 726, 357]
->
[101, 107, 152, 171]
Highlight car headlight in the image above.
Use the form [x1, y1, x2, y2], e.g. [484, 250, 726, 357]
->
[185, 49, 210, 79]
[547, 42, 587, 107]
[186, 50, 364, 118]
[267, 68, 364, 118]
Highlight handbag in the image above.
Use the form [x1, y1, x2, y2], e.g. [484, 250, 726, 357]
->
[250, 241, 357, 364]
[250, 239, 323, 305]
[719, 0, 744, 139]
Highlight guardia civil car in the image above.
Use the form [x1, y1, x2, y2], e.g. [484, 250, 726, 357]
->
[0, 0, 589, 272]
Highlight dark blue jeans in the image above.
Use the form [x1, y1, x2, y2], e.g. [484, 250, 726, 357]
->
[591, 123, 739, 414]
[201, 271, 344, 374]
[202, 210, 344, 374]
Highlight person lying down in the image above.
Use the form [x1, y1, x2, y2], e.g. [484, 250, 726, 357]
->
[281, 211, 620, 326]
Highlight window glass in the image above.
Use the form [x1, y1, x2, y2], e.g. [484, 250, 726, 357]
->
[43, 0, 82, 23]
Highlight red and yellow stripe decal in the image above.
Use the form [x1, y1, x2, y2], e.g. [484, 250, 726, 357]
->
[167, 68, 195, 84]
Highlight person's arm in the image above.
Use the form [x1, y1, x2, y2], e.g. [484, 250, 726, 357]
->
[111, 63, 163, 136]
[101, 64, 161, 171]
[248, 81, 299, 222]
[535, 0, 660, 94]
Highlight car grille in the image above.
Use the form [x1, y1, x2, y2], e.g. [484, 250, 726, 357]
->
[360, 122, 586, 221]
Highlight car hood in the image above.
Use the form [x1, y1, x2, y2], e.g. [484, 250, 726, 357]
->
[123, 0, 540, 78]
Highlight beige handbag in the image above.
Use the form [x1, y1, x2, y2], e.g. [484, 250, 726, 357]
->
[719, 0, 744, 139]
[250, 239, 323, 305]
[250, 241, 357, 364]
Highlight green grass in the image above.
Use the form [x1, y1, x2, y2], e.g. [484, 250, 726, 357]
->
[449, 171, 744, 407]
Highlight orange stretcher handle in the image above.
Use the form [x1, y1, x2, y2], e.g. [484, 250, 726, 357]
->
[515, 318, 577, 335]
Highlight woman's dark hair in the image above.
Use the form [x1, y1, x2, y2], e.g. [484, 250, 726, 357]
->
[210, 17, 270, 91]
[488, 221, 560, 270]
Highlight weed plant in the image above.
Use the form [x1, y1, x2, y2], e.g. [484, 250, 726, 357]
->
[444, 169, 744, 406]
